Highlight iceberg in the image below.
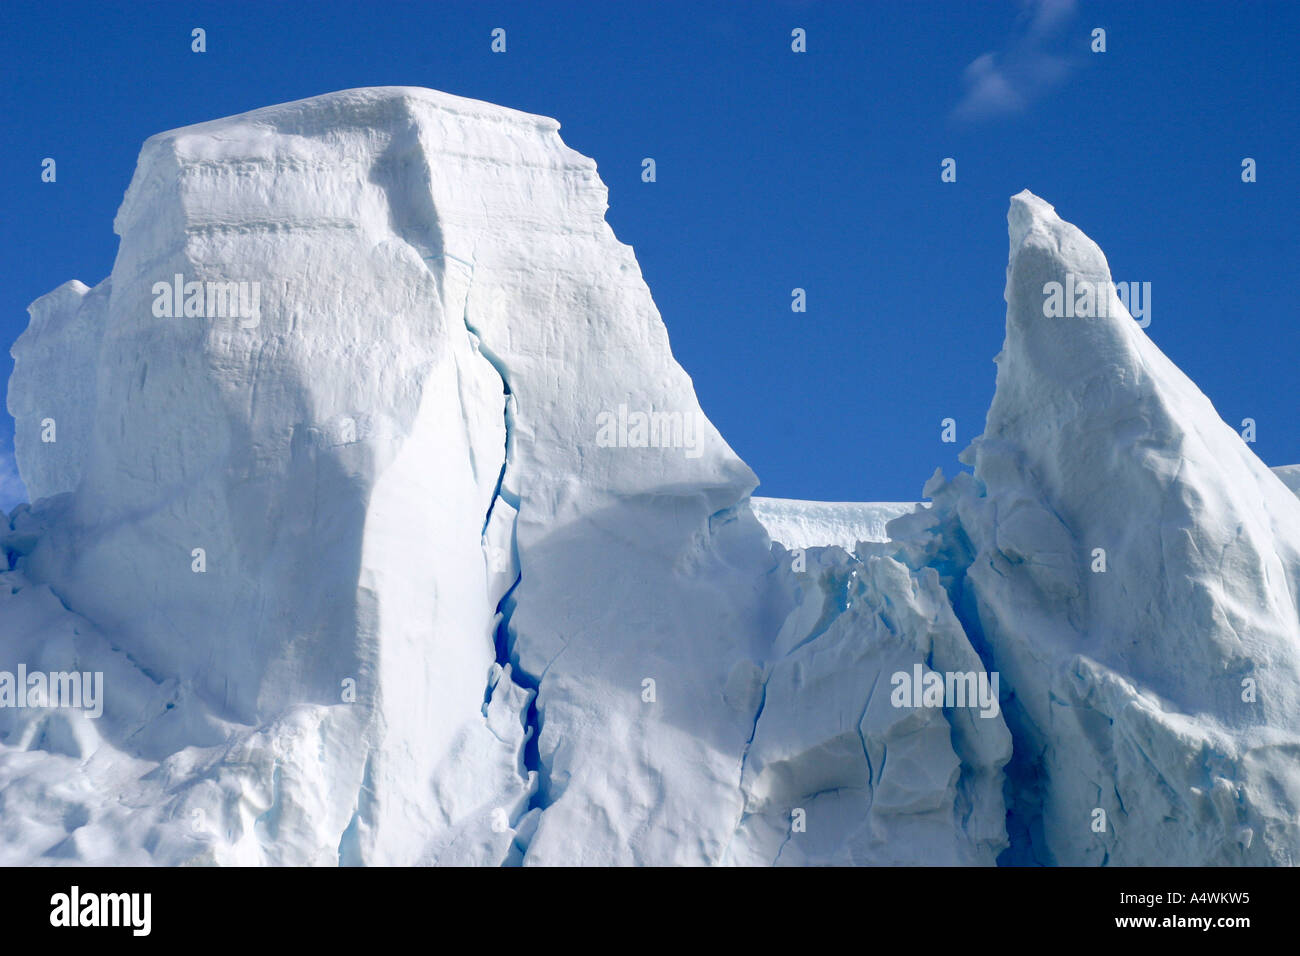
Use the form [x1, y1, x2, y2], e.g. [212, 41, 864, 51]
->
[3, 90, 1297, 867]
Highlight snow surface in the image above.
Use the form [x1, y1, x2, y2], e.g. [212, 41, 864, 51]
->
[750, 497, 922, 550]
[3, 90, 1299, 867]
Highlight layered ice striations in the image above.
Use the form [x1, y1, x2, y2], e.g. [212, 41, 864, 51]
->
[3, 89, 1299, 866]
[750, 497, 923, 551]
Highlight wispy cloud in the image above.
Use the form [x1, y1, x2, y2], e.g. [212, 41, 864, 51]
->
[952, 0, 1078, 123]
[0, 446, 28, 515]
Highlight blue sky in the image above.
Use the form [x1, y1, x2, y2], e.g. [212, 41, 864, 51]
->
[1, 0, 1297, 508]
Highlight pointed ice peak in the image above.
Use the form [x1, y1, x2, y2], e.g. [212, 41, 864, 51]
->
[1005, 189, 1114, 306]
[1007, 189, 1059, 252]
[993, 189, 1146, 425]
[976, 189, 1300, 728]
[938, 190, 1300, 864]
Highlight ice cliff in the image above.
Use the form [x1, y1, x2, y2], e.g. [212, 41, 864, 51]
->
[2, 89, 1297, 866]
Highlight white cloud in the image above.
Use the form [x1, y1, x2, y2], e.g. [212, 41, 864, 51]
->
[952, 0, 1078, 123]
[1025, 0, 1076, 39]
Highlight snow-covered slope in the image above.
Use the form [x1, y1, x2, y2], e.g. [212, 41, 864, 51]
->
[3, 90, 1298, 867]
[750, 497, 921, 550]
